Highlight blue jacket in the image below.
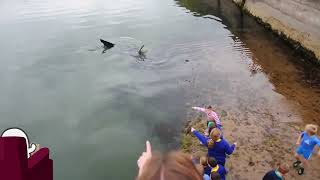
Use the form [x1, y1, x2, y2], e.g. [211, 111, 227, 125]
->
[204, 166, 211, 176]
[193, 130, 235, 165]
[262, 170, 283, 180]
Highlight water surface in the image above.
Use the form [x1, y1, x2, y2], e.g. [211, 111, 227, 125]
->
[0, 0, 319, 179]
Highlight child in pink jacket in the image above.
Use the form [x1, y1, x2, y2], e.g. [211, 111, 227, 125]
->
[192, 106, 222, 130]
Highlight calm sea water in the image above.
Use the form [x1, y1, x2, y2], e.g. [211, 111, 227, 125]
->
[0, 0, 319, 179]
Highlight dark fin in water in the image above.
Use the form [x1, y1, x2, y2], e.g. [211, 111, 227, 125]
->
[138, 45, 144, 54]
[137, 45, 146, 61]
[100, 39, 115, 49]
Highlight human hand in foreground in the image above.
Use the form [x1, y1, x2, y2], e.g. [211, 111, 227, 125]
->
[137, 141, 152, 176]
[233, 142, 237, 146]
[191, 127, 196, 133]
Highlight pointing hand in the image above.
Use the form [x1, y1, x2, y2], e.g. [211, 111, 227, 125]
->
[137, 141, 152, 176]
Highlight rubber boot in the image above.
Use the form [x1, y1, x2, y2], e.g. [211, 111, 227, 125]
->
[293, 160, 301, 168]
[297, 167, 304, 175]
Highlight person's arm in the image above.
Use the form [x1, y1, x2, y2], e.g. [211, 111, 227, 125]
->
[225, 141, 236, 155]
[191, 127, 208, 146]
[192, 106, 206, 112]
[296, 132, 305, 146]
[222, 165, 227, 175]
[317, 138, 320, 158]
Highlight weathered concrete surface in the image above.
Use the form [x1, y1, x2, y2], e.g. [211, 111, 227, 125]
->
[233, 0, 320, 62]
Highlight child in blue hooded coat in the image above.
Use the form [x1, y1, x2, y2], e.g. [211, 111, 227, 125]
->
[191, 127, 236, 166]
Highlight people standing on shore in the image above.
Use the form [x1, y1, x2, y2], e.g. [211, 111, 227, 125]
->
[195, 164, 210, 180]
[136, 108, 320, 179]
[262, 163, 289, 180]
[200, 156, 212, 176]
[293, 124, 320, 175]
[199, 156, 227, 180]
[191, 127, 236, 166]
[192, 106, 222, 130]
[207, 157, 227, 180]
[210, 172, 221, 180]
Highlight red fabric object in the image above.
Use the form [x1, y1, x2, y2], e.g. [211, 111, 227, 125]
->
[0, 137, 53, 180]
[0, 137, 28, 180]
[28, 148, 53, 180]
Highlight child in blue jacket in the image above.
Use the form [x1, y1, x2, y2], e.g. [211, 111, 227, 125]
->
[200, 156, 226, 180]
[200, 156, 212, 176]
[208, 157, 227, 180]
[191, 127, 236, 166]
[262, 163, 289, 180]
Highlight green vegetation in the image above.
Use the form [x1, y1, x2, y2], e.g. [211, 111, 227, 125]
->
[180, 118, 207, 156]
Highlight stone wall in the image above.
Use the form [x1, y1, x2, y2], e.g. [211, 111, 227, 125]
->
[233, 0, 320, 62]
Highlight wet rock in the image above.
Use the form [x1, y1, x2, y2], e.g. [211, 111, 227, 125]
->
[249, 161, 255, 166]
[234, 174, 240, 179]
[220, 110, 228, 117]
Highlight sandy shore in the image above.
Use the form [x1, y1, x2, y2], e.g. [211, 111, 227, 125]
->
[181, 109, 320, 180]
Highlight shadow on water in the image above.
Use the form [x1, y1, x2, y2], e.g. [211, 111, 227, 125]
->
[175, 0, 320, 123]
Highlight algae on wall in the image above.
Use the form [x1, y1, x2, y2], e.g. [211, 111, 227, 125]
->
[232, 0, 320, 63]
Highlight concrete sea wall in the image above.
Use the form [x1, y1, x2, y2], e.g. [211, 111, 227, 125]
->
[233, 0, 320, 63]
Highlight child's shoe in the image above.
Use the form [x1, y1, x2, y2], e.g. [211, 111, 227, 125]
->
[297, 167, 304, 175]
[293, 160, 301, 168]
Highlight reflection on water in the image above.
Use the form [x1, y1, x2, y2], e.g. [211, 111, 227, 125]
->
[0, 0, 319, 179]
[175, 0, 320, 179]
[176, 0, 320, 122]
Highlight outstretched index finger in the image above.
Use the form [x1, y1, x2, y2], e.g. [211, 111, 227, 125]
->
[146, 141, 152, 154]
